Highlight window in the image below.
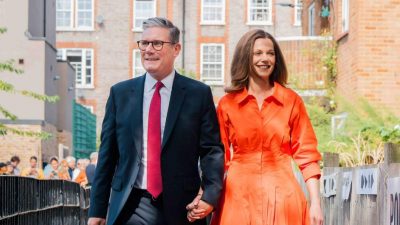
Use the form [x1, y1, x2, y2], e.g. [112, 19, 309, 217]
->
[342, 0, 349, 32]
[56, 0, 94, 30]
[200, 44, 224, 85]
[294, 0, 302, 26]
[247, 0, 272, 25]
[133, 0, 156, 31]
[308, 2, 315, 36]
[57, 49, 94, 88]
[133, 49, 146, 77]
[201, 0, 225, 24]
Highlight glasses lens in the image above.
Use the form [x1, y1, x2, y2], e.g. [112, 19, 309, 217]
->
[152, 41, 163, 50]
[138, 41, 149, 50]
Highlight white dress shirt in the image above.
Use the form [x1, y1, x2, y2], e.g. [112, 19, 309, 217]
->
[134, 70, 175, 189]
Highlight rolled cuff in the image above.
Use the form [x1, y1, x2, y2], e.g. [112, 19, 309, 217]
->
[301, 162, 321, 182]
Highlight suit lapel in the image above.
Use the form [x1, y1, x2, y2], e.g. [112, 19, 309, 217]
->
[162, 73, 186, 150]
[130, 76, 145, 158]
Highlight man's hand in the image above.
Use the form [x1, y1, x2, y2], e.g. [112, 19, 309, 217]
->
[88, 217, 106, 225]
[186, 198, 214, 223]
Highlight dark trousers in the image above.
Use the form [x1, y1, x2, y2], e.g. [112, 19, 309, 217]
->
[115, 189, 166, 225]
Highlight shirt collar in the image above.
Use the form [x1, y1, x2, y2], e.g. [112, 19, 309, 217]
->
[234, 82, 285, 105]
[144, 70, 175, 92]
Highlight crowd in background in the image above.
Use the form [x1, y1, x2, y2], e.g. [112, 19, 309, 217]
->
[0, 152, 98, 187]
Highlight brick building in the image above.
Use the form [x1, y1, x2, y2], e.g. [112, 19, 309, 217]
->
[56, 0, 328, 133]
[0, 0, 75, 168]
[302, 0, 400, 115]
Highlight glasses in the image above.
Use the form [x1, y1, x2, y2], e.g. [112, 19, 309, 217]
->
[137, 40, 175, 51]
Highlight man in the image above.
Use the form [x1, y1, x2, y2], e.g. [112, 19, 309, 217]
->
[88, 17, 224, 225]
[44, 157, 60, 179]
[10, 155, 20, 176]
[66, 156, 80, 181]
[21, 156, 44, 179]
[86, 152, 98, 185]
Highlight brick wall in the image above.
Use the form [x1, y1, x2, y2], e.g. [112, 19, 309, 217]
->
[334, 0, 400, 115]
[0, 124, 43, 169]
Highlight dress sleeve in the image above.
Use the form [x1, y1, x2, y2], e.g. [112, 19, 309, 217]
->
[290, 96, 322, 181]
[217, 101, 231, 171]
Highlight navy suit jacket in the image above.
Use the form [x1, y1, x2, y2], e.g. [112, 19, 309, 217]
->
[89, 73, 224, 225]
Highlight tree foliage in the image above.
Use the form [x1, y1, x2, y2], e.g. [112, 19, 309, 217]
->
[0, 28, 59, 139]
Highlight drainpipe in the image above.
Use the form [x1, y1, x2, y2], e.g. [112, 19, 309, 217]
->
[181, 0, 185, 69]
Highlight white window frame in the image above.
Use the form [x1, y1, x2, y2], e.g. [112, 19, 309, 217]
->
[308, 2, 315, 36]
[200, 43, 225, 85]
[57, 48, 95, 89]
[247, 0, 273, 25]
[132, 49, 146, 78]
[200, 0, 226, 25]
[342, 0, 349, 32]
[56, 0, 73, 30]
[294, 0, 302, 26]
[56, 0, 95, 31]
[133, 0, 157, 32]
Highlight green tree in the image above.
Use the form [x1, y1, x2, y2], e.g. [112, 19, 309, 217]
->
[0, 28, 59, 139]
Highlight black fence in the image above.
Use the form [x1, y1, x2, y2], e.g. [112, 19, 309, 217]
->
[0, 176, 90, 225]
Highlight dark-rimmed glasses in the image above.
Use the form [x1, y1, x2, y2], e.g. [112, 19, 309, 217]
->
[137, 40, 175, 51]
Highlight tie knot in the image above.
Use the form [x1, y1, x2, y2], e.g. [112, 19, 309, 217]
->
[155, 81, 163, 92]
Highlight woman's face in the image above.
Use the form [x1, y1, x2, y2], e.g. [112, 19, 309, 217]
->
[251, 38, 276, 81]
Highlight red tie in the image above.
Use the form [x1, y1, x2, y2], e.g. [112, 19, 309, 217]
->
[147, 81, 163, 198]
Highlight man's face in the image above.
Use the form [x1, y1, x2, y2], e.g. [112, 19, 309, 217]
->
[11, 161, 19, 167]
[140, 27, 181, 80]
[30, 159, 37, 168]
[68, 161, 75, 169]
[51, 160, 59, 170]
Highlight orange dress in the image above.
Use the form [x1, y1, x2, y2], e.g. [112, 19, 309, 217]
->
[212, 83, 322, 225]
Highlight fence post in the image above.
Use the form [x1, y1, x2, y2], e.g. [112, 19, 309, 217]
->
[384, 142, 400, 165]
[323, 152, 339, 167]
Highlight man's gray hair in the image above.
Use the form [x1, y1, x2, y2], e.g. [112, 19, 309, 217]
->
[89, 152, 98, 161]
[142, 17, 180, 44]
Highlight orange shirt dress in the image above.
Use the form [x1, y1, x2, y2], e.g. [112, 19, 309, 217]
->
[211, 83, 322, 225]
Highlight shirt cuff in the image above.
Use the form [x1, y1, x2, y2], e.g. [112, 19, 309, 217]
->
[301, 162, 321, 182]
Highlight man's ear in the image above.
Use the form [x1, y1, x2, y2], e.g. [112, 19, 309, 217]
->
[174, 43, 182, 57]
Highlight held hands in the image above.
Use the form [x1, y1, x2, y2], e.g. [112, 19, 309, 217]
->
[186, 189, 214, 222]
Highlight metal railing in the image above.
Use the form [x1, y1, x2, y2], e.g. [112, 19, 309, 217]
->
[0, 176, 90, 225]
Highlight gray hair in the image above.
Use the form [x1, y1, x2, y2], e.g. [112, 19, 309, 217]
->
[142, 17, 180, 44]
[89, 152, 98, 161]
[65, 156, 76, 163]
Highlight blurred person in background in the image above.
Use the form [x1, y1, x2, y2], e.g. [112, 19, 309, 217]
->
[21, 156, 44, 179]
[45, 157, 61, 179]
[10, 155, 21, 176]
[58, 159, 71, 180]
[86, 152, 98, 186]
[6, 161, 15, 175]
[0, 162, 8, 175]
[75, 158, 88, 186]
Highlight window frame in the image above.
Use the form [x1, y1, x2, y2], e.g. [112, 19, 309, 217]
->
[57, 48, 95, 89]
[133, 0, 157, 32]
[247, 0, 273, 25]
[341, 0, 349, 33]
[56, 0, 95, 31]
[200, 43, 225, 85]
[294, 0, 302, 26]
[132, 49, 146, 78]
[308, 2, 315, 36]
[200, 0, 226, 25]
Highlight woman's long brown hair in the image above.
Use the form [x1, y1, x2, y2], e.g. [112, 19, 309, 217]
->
[226, 29, 288, 93]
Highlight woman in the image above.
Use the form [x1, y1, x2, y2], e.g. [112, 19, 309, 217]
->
[211, 30, 323, 225]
